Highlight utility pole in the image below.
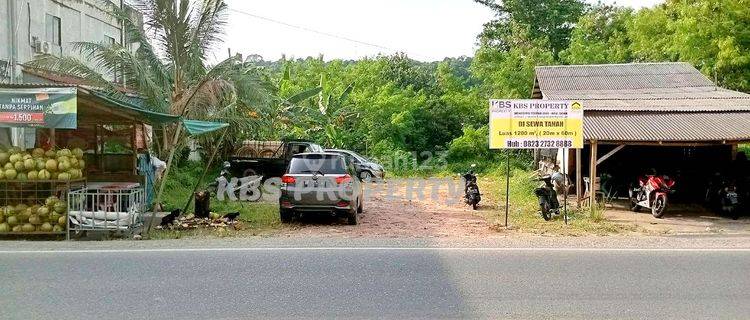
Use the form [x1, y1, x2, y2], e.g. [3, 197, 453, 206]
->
[119, 0, 127, 88]
[7, 0, 17, 84]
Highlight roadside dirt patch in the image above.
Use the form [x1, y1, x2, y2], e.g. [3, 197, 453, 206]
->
[279, 179, 498, 237]
[604, 200, 750, 235]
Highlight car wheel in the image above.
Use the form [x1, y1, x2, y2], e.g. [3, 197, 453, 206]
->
[359, 171, 373, 183]
[347, 210, 358, 225]
[279, 209, 293, 223]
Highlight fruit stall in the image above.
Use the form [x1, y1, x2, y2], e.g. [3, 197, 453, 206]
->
[0, 84, 180, 238]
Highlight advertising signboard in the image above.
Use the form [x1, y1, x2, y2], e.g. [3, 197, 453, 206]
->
[0, 87, 77, 129]
[489, 99, 583, 149]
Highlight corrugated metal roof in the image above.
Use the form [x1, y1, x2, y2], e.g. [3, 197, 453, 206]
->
[533, 62, 750, 142]
[535, 62, 714, 92]
[585, 112, 750, 142]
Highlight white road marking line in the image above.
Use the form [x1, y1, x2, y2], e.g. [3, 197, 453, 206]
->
[0, 247, 749, 254]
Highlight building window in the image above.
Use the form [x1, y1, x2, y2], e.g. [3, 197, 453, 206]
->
[104, 35, 116, 47]
[45, 14, 61, 45]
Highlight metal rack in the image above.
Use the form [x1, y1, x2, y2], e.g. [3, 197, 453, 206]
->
[67, 184, 145, 239]
[0, 179, 86, 235]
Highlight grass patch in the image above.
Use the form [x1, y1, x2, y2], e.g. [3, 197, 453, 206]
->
[151, 163, 282, 239]
[477, 169, 634, 235]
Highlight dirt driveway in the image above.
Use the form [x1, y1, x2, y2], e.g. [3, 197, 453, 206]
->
[277, 178, 750, 237]
[605, 200, 750, 234]
[280, 178, 497, 237]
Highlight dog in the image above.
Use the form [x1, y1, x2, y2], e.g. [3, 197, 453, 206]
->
[160, 209, 181, 227]
[223, 211, 240, 221]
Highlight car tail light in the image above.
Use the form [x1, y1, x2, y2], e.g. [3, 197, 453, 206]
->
[336, 200, 350, 207]
[281, 175, 296, 184]
[335, 174, 352, 184]
[280, 200, 292, 208]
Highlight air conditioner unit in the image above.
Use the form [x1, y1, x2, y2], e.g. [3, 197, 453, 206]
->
[32, 37, 42, 54]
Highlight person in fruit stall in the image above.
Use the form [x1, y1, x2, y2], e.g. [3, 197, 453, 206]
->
[137, 148, 157, 208]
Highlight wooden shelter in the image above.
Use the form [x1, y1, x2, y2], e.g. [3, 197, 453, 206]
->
[0, 83, 178, 183]
[531, 62, 750, 206]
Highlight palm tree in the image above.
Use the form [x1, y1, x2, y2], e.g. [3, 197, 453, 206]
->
[27, 0, 272, 157]
[27, 0, 276, 235]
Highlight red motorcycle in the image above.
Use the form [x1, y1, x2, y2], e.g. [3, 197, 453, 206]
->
[629, 175, 675, 218]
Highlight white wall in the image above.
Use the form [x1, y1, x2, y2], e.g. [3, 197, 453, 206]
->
[2, 0, 132, 82]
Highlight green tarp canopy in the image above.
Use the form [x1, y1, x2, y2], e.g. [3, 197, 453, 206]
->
[89, 90, 180, 124]
[90, 90, 229, 135]
[182, 119, 229, 136]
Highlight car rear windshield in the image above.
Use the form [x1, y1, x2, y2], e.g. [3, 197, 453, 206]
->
[288, 154, 346, 174]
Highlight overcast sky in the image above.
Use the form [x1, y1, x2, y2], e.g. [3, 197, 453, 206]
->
[212, 0, 664, 63]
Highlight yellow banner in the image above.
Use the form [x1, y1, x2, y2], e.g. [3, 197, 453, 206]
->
[489, 100, 583, 149]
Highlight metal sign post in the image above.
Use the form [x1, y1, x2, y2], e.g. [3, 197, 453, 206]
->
[505, 151, 510, 227]
[489, 99, 583, 226]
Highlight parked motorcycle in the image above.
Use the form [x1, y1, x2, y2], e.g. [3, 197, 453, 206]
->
[207, 161, 262, 201]
[705, 174, 740, 220]
[534, 175, 560, 221]
[208, 161, 233, 195]
[463, 165, 481, 210]
[629, 174, 675, 218]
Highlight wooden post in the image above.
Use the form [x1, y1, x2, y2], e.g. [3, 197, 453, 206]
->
[49, 128, 56, 148]
[182, 129, 228, 214]
[575, 148, 582, 208]
[589, 140, 598, 208]
[146, 122, 183, 236]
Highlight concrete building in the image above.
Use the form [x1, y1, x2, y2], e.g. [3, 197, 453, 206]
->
[1, 0, 141, 84]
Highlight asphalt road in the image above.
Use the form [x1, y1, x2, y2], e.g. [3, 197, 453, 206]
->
[2, 246, 749, 319]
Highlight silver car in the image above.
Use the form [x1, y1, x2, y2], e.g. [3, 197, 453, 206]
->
[324, 149, 386, 182]
[279, 153, 364, 225]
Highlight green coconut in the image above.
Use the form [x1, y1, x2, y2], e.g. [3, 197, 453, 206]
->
[72, 148, 84, 159]
[57, 172, 70, 181]
[45, 150, 56, 157]
[27, 170, 38, 180]
[0, 222, 9, 232]
[20, 223, 35, 232]
[23, 158, 35, 170]
[50, 212, 60, 222]
[53, 202, 67, 214]
[39, 222, 53, 232]
[78, 159, 85, 170]
[28, 214, 41, 225]
[37, 169, 51, 180]
[11, 225, 21, 232]
[45, 196, 59, 206]
[8, 153, 22, 163]
[58, 215, 67, 226]
[31, 148, 45, 158]
[0, 152, 9, 165]
[4, 169, 17, 180]
[58, 160, 70, 171]
[3, 163, 12, 170]
[35, 159, 46, 170]
[38, 206, 50, 216]
[14, 203, 27, 214]
[16, 172, 27, 181]
[45, 159, 58, 171]
[52, 224, 63, 232]
[50, 172, 58, 180]
[0, 215, 4, 224]
[13, 161, 25, 172]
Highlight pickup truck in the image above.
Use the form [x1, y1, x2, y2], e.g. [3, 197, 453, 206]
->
[228, 140, 324, 179]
